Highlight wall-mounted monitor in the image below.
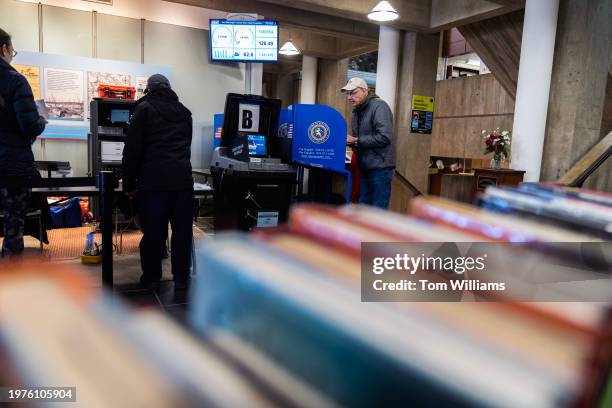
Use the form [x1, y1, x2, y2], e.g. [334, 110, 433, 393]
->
[209, 19, 278, 63]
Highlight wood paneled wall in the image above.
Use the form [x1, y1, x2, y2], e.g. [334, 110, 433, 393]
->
[458, 10, 523, 100]
[431, 74, 515, 160]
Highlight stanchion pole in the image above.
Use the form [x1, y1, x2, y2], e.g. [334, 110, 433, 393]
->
[98, 171, 114, 287]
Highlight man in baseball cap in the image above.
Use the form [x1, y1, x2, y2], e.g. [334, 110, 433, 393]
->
[341, 77, 396, 209]
[341, 77, 369, 94]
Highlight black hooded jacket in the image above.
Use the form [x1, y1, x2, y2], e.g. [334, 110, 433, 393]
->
[122, 88, 193, 191]
[0, 58, 46, 177]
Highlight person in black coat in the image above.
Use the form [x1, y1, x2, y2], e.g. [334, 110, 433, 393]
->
[0, 28, 46, 256]
[123, 74, 194, 291]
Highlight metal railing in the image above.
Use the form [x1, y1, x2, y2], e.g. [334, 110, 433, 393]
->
[394, 170, 424, 197]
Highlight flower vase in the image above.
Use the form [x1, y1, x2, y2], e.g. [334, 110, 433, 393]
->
[490, 154, 505, 169]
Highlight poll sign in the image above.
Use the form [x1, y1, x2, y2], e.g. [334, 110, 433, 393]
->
[410, 95, 434, 134]
[238, 103, 260, 132]
[290, 104, 347, 173]
[290, 104, 351, 202]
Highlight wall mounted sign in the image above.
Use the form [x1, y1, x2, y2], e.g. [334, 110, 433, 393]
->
[411, 95, 434, 134]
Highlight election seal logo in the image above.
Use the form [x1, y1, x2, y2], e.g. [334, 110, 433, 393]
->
[307, 121, 330, 144]
[278, 123, 288, 138]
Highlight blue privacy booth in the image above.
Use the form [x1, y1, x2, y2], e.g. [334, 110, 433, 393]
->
[277, 104, 351, 203]
[210, 101, 351, 209]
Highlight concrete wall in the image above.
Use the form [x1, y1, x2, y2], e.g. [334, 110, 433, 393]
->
[0, 0, 246, 174]
[16, 0, 225, 30]
[316, 58, 350, 122]
[541, 0, 611, 192]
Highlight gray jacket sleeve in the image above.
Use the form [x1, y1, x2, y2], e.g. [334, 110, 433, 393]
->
[358, 102, 394, 149]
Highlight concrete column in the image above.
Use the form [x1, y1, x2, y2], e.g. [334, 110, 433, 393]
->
[300, 55, 318, 103]
[274, 73, 298, 108]
[375, 25, 401, 114]
[245, 63, 263, 95]
[299, 55, 318, 194]
[541, 0, 611, 191]
[317, 58, 351, 198]
[391, 31, 439, 213]
[316, 58, 350, 120]
[510, 0, 559, 181]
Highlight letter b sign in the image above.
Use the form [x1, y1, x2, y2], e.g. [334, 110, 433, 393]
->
[238, 103, 260, 132]
[242, 110, 253, 129]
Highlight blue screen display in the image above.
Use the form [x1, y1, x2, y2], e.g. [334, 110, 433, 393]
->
[210, 19, 278, 62]
[248, 134, 267, 156]
[111, 109, 130, 123]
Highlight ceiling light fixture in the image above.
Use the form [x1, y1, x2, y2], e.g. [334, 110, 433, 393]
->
[279, 40, 300, 56]
[367, 1, 399, 22]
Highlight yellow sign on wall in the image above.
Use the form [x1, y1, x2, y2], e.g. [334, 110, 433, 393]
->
[412, 95, 434, 112]
[13, 64, 41, 100]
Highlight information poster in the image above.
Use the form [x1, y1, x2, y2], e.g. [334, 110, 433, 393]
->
[13, 64, 41, 100]
[135, 76, 148, 99]
[11, 51, 171, 140]
[87, 71, 131, 114]
[410, 95, 434, 134]
[43, 68, 84, 120]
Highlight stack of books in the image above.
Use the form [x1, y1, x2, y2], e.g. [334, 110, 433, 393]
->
[190, 188, 612, 407]
[0, 262, 333, 408]
[477, 184, 612, 239]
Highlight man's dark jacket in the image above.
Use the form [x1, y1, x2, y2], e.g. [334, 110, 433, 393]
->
[350, 94, 396, 172]
[122, 88, 193, 192]
[0, 58, 46, 177]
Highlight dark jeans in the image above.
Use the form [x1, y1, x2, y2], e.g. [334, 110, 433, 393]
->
[0, 187, 31, 256]
[138, 190, 194, 284]
[359, 167, 394, 209]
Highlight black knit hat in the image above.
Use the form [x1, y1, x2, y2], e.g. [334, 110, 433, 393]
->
[145, 74, 171, 93]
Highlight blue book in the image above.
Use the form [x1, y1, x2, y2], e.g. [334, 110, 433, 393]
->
[189, 234, 568, 408]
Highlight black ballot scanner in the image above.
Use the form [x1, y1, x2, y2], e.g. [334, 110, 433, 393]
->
[211, 93, 296, 231]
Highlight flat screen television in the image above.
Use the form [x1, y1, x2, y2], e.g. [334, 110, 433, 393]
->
[209, 19, 278, 62]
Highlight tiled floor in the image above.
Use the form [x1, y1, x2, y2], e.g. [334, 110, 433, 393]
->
[1, 215, 215, 327]
[111, 216, 214, 326]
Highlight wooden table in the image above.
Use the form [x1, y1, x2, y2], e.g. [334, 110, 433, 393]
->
[429, 173, 475, 203]
[472, 168, 526, 200]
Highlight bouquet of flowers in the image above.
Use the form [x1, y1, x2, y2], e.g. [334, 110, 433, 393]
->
[482, 128, 511, 167]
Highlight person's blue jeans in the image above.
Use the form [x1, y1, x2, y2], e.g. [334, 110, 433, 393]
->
[359, 167, 394, 209]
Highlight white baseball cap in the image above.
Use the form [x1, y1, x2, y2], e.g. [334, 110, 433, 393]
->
[341, 77, 368, 93]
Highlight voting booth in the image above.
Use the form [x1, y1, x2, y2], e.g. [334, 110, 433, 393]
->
[210, 94, 350, 231]
[211, 94, 296, 231]
[88, 98, 137, 219]
[281, 104, 350, 204]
